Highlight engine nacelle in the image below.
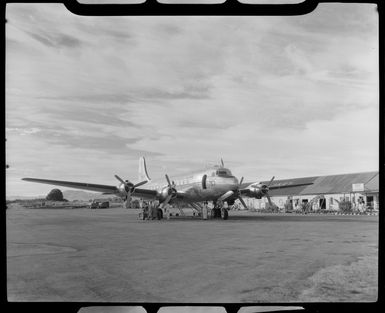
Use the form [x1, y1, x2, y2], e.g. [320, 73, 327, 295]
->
[247, 184, 268, 199]
[117, 181, 134, 195]
[158, 186, 177, 203]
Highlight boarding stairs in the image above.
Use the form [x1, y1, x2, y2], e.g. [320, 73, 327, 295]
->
[178, 207, 186, 217]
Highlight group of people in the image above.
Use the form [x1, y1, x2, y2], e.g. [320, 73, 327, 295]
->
[138, 199, 230, 220]
[139, 199, 163, 220]
[202, 201, 228, 219]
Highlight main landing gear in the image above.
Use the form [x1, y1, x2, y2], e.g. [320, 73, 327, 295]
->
[211, 201, 229, 220]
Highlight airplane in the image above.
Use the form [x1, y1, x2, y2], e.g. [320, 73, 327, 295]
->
[22, 157, 312, 220]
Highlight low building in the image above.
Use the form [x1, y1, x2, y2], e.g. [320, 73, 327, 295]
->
[245, 171, 379, 212]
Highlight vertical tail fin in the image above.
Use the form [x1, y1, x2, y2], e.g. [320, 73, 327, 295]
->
[138, 156, 151, 183]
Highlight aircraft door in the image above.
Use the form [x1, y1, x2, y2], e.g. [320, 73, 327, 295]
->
[202, 174, 207, 189]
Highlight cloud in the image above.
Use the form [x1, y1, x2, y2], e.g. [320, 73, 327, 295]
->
[5, 3, 379, 196]
[24, 29, 82, 48]
[6, 127, 41, 136]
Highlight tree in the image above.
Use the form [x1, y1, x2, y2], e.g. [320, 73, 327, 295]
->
[46, 189, 64, 201]
[339, 200, 353, 213]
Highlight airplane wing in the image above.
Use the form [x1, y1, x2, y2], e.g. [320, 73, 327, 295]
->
[266, 183, 313, 190]
[239, 177, 314, 201]
[239, 182, 313, 195]
[131, 187, 158, 199]
[22, 177, 159, 199]
[22, 178, 119, 194]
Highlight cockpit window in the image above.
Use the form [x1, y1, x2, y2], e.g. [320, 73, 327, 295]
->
[216, 170, 232, 176]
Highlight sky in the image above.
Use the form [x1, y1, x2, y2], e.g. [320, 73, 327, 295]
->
[6, 3, 379, 197]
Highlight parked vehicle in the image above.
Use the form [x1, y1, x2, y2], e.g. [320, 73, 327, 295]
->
[89, 200, 109, 209]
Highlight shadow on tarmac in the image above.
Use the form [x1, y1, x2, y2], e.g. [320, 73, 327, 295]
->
[150, 214, 378, 223]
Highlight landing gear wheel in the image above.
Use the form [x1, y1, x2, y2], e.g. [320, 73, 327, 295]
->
[222, 208, 228, 220]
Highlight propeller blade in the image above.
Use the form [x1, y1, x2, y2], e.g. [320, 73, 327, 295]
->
[134, 180, 148, 188]
[267, 176, 275, 187]
[239, 177, 244, 185]
[266, 193, 273, 206]
[114, 175, 126, 184]
[238, 196, 248, 210]
[123, 195, 131, 209]
[220, 158, 224, 167]
[161, 193, 173, 208]
[165, 174, 172, 187]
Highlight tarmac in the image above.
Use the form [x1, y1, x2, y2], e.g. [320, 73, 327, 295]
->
[6, 206, 378, 302]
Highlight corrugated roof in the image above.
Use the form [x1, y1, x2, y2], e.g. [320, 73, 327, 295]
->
[268, 185, 311, 196]
[365, 173, 379, 192]
[300, 172, 378, 195]
[243, 171, 378, 196]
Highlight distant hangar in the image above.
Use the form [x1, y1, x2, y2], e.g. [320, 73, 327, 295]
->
[243, 171, 379, 211]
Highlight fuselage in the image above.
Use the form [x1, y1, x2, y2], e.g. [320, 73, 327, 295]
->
[144, 166, 239, 203]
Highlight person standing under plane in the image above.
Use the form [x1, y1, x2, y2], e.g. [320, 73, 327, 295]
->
[151, 201, 158, 220]
[144, 201, 151, 220]
[202, 201, 208, 220]
[164, 203, 171, 220]
[147, 201, 153, 220]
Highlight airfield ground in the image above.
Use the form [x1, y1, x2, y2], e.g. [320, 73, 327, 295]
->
[7, 206, 378, 302]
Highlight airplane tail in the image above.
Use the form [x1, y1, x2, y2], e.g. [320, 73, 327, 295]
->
[138, 156, 151, 183]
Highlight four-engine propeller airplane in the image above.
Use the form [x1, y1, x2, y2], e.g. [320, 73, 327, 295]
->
[23, 157, 311, 219]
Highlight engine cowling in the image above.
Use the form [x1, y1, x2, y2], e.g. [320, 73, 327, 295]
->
[248, 184, 269, 199]
[117, 181, 134, 195]
[158, 186, 177, 203]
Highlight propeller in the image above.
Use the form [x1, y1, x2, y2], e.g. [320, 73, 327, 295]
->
[218, 176, 248, 210]
[260, 176, 275, 196]
[237, 176, 276, 210]
[161, 174, 177, 208]
[115, 175, 148, 206]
